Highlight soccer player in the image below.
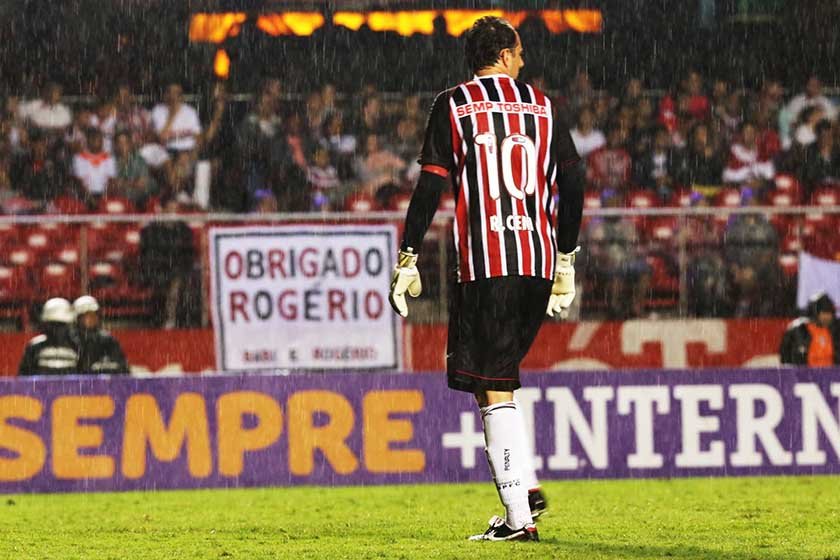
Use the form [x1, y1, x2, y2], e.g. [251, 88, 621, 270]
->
[389, 17, 584, 542]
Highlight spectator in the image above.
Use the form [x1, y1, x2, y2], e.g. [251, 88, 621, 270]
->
[3, 95, 27, 152]
[723, 188, 780, 317]
[780, 292, 840, 366]
[356, 94, 386, 138]
[64, 104, 96, 154]
[285, 111, 310, 170]
[139, 198, 196, 329]
[11, 128, 68, 204]
[237, 91, 284, 197]
[784, 76, 837, 130]
[111, 130, 156, 207]
[684, 193, 729, 317]
[793, 106, 825, 148]
[570, 106, 606, 159]
[163, 150, 196, 204]
[320, 112, 357, 180]
[633, 126, 678, 200]
[18, 81, 72, 135]
[581, 189, 650, 319]
[714, 90, 743, 146]
[353, 133, 406, 200]
[801, 120, 840, 194]
[151, 81, 202, 154]
[587, 125, 632, 192]
[622, 77, 644, 109]
[675, 123, 724, 188]
[722, 122, 775, 188]
[305, 91, 326, 139]
[683, 70, 711, 121]
[321, 82, 337, 114]
[72, 295, 129, 375]
[753, 105, 782, 162]
[307, 146, 340, 210]
[112, 83, 152, 148]
[18, 298, 79, 376]
[72, 128, 116, 202]
[567, 69, 595, 114]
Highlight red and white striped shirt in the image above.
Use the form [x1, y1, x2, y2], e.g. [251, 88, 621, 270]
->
[418, 74, 580, 282]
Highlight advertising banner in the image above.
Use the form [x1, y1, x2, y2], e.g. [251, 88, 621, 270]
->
[209, 225, 400, 372]
[2, 368, 840, 494]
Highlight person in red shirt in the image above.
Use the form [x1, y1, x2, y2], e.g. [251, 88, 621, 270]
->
[780, 292, 840, 366]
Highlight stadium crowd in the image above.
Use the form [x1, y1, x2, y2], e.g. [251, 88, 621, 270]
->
[0, 69, 838, 324]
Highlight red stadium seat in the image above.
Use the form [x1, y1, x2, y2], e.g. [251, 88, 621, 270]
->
[38, 262, 80, 298]
[50, 195, 88, 215]
[810, 185, 840, 207]
[669, 188, 694, 208]
[389, 193, 412, 212]
[583, 191, 602, 209]
[627, 190, 658, 209]
[0, 264, 31, 324]
[774, 174, 802, 201]
[646, 217, 679, 246]
[714, 187, 742, 208]
[6, 247, 35, 268]
[344, 193, 378, 213]
[52, 245, 81, 266]
[779, 253, 799, 279]
[766, 189, 796, 236]
[98, 197, 136, 215]
[438, 192, 456, 212]
[0, 223, 19, 250]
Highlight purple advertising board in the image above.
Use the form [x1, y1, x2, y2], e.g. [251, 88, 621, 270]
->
[1, 368, 840, 493]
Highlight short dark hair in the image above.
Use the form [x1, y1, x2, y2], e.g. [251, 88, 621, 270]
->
[464, 16, 517, 74]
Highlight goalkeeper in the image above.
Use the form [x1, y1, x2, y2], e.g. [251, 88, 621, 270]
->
[389, 16, 584, 543]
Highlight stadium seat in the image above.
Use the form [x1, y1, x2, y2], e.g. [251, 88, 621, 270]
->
[645, 254, 679, 309]
[809, 185, 840, 207]
[98, 197, 136, 215]
[646, 216, 679, 246]
[438, 192, 456, 212]
[52, 245, 81, 266]
[0, 264, 31, 325]
[6, 247, 35, 268]
[668, 188, 694, 208]
[583, 191, 602, 209]
[627, 190, 658, 209]
[38, 262, 81, 298]
[389, 193, 412, 212]
[0, 223, 19, 251]
[50, 195, 88, 215]
[778, 253, 798, 279]
[774, 174, 802, 201]
[766, 189, 796, 236]
[344, 193, 379, 213]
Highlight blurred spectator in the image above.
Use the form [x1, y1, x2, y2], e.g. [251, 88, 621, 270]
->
[0, 155, 14, 204]
[11, 128, 68, 204]
[571, 106, 606, 158]
[305, 91, 326, 139]
[753, 106, 782, 162]
[320, 112, 357, 179]
[622, 77, 644, 109]
[72, 128, 116, 202]
[723, 189, 781, 317]
[684, 193, 730, 317]
[675, 123, 724, 188]
[139, 199, 196, 329]
[321, 82, 337, 114]
[587, 125, 632, 192]
[18, 81, 72, 134]
[237, 91, 284, 198]
[111, 130, 156, 207]
[801, 120, 840, 194]
[591, 94, 614, 130]
[65, 104, 96, 154]
[567, 69, 595, 114]
[112, 83, 152, 148]
[18, 298, 79, 376]
[683, 70, 711, 121]
[722, 122, 775, 189]
[785, 76, 837, 130]
[793, 106, 825, 148]
[354, 133, 406, 200]
[714, 90, 743, 146]
[151, 81, 202, 154]
[252, 189, 279, 214]
[780, 292, 839, 366]
[581, 189, 650, 319]
[285, 111, 310, 171]
[307, 146, 340, 210]
[163, 150, 196, 203]
[3, 95, 26, 152]
[73, 295, 129, 375]
[356, 94, 386, 138]
[633, 126, 677, 200]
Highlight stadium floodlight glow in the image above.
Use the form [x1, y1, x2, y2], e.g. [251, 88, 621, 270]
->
[188, 9, 602, 43]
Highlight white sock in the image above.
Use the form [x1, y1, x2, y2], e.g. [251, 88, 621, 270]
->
[514, 396, 540, 492]
[481, 401, 533, 529]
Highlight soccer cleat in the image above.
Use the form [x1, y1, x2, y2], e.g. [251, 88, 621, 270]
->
[529, 488, 548, 519]
[468, 516, 540, 542]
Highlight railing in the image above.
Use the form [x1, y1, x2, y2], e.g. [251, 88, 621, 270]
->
[0, 204, 838, 328]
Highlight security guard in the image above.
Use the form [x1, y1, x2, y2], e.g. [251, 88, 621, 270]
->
[73, 295, 130, 375]
[780, 292, 840, 366]
[18, 298, 80, 376]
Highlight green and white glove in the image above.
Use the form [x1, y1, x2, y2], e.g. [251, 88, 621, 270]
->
[547, 247, 580, 318]
[388, 248, 422, 317]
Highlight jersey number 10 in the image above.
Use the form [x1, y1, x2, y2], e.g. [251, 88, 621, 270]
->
[474, 132, 537, 201]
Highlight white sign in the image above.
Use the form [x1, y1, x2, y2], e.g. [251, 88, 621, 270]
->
[209, 225, 400, 372]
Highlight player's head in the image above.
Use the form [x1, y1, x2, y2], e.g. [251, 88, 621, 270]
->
[464, 16, 524, 79]
[808, 292, 836, 328]
[73, 295, 100, 331]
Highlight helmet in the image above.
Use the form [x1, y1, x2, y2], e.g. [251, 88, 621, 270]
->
[73, 295, 100, 316]
[41, 298, 74, 324]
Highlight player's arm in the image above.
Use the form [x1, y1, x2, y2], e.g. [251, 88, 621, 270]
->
[547, 112, 585, 317]
[390, 91, 454, 318]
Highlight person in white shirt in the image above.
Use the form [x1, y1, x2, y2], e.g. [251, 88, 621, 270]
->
[72, 129, 116, 200]
[722, 122, 775, 186]
[18, 82, 72, 133]
[570, 106, 606, 159]
[151, 82, 202, 153]
[781, 76, 837, 148]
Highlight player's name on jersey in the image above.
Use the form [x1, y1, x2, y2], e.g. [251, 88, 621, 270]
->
[490, 214, 535, 233]
[455, 100, 548, 118]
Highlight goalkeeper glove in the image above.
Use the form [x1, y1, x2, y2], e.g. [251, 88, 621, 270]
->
[389, 248, 422, 317]
[547, 247, 580, 318]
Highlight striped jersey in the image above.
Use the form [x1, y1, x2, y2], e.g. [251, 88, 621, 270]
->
[418, 74, 580, 283]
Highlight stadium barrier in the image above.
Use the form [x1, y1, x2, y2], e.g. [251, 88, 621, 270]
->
[0, 318, 786, 376]
[1, 367, 839, 493]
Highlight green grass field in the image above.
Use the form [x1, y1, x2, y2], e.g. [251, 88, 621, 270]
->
[2, 476, 839, 560]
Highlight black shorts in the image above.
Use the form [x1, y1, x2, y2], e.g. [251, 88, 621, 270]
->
[447, 275, 552, 394]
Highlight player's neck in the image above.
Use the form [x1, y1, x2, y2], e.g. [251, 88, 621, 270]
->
[475, 66, 513, 79]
